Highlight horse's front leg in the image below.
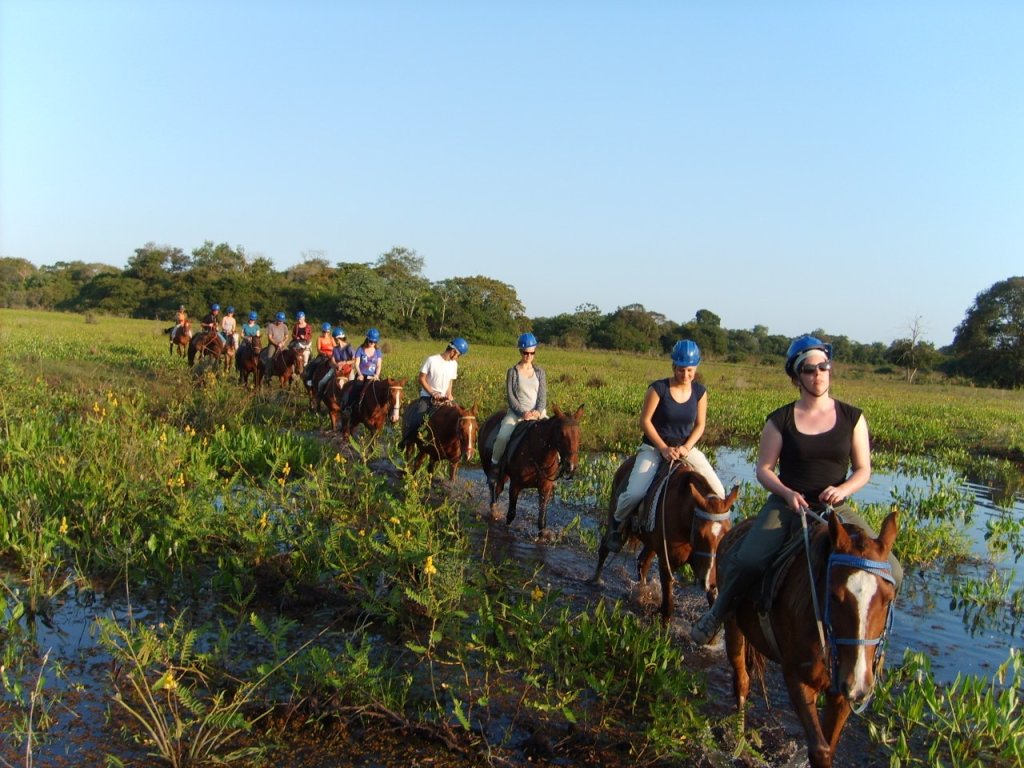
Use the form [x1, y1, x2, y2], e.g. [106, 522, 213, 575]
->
[782, 673, 832, 768]
[537, 481, 553, 536]
[657, 556, 674, 625]
[822, 691, 852, 760]
[506, 484, 520, 525]
[637, 545, 655, 583]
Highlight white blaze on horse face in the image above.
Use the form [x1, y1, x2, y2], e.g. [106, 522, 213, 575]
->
[843, 569, 881, 699]
[390, 387, 402, 423]
[462, 418, 476, 460]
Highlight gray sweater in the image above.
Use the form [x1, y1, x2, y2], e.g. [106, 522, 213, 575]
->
[506, 365, 547, 417]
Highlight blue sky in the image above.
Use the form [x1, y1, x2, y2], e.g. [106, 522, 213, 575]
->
[1, 1, 1020, 346]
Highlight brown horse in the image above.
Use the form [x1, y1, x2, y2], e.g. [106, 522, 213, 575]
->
[404, 402, 479, 480]
[478, 405, 584, 538]
[258, 347, 299, 389]
[303, 356, 334, 411]
[336, 378, 407, 439]
[168, 321, 192, 356]
[235, 338, 261, 387]
[720, 511, 898, 768]
[590, 458, 739, 623]
[187, 330, 225, 367]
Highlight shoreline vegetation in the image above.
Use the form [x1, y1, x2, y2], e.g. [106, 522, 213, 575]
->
[1, 308, 1022, 767]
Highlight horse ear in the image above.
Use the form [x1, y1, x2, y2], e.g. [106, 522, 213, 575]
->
[877, 510, 898, 554]
[469, 403, 478, 415]
[726, 484, 740, 507]
[573, 404, 585, 420]
[829, 512, 853, 551]
[552, 405, 564, 418]
[689, 482, 708, 509]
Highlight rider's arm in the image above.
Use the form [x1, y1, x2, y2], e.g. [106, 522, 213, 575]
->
[418, 370, 433, 396]
[681, 391, 707, 456]
[822, 414, 871, 506]
[639, 386, 675, 462]
[754, 420, 806, 510]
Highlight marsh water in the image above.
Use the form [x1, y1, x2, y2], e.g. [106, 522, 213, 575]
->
[6, 447, 1022, 766]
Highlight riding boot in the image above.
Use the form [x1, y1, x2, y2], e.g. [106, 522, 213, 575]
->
[602, 516, 627, 553]
[690, 561, 758, 644]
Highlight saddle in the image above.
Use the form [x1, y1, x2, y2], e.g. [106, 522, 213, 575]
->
[484, 419, 538, 478]
[616, 460, 689, 535]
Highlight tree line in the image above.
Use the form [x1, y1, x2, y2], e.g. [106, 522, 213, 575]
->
[1, 243, 1021, 388]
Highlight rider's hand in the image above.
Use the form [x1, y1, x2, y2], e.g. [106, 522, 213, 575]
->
[818, 486, 845, 508]
[787, 489, 810, 511]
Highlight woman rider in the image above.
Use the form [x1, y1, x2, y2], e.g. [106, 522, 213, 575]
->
[220, 306, 238, 350]
[241, 311, 261, 350]
[604, 339, 726, 553]
[354, 328, 383, 381]
[487, 332, 547, 481]
[690, 335, 904, 644]
[291, 311, 313, 371]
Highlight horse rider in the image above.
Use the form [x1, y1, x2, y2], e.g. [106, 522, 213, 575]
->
[399, 337, 469, 449]
[354, 328, 384, 381]
[315, 323, 335, 360]
[487, 332, 547, 481]
[318, 326, 356, 398]
[265, 312, 289, 360]
[603, 339, 726, 553]
[220, 306, 238, 350]
[172, 305, 190, 341]
[241, 311, 262, 350]
[689, 335, 904, 645]
[200, 304, 221, 335]
[291, 311, 313, 370]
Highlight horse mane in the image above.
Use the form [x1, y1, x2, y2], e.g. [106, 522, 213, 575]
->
[780, 519, 875, 619]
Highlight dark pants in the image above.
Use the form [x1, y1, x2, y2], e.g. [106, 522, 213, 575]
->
[401, 397, 433, 444]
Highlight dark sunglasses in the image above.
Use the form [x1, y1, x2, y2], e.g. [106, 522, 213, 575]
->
[799, 362, 832, 374]
[521, 350, 536, 356]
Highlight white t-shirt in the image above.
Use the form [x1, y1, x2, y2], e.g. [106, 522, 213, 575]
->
[419, 353, 458, 398]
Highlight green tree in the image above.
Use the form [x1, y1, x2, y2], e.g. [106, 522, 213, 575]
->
[951, 277, 1024, 388]
[592, 304, 664, 352]
[425, 276, 525, 344]
[373, 246, 430, 333]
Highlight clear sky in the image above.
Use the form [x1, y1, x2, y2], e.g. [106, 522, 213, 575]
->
[1, 1, 1020, 346]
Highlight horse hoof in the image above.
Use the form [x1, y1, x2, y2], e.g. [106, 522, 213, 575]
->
[537, 528, 555, 543]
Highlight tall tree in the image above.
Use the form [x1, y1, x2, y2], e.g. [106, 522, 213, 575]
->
[373, 246, 430, 332]
[951, 277, 1024, 387]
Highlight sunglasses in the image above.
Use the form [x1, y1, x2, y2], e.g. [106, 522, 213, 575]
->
[799, 362, 832, 374]
[521, 350, 536, 356]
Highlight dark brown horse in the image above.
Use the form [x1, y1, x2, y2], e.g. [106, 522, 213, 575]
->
[303, 356, 334, 411]
[168, 321, 191, 356]
[478, 405, 584, 538]
[720, 511, 898, 768]
[258, 347, 299, 389]
[404, 403, 478, 480]
[591, 458, 739, 623]
[187, 330, 225, 367]
[235, 338, 261, 387]
[335, 378, 407, 438]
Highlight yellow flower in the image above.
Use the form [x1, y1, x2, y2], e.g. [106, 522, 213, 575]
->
[92, 402, 101, 414]
[358, 529, 366, 537]
[159, 431, 167, 443]
[258, 511, 269, 531]
[334, 452, 343, 464]
[277, 477, 286, 486]
[423, 555, 438, 577]
[59, 517, 68, 536]
[282, 462, 291, 477]
[165, 671, 178, 692]
[57, 455, 66, 466]
[531, 586, 544, 602]
[389, 516, 400, 525]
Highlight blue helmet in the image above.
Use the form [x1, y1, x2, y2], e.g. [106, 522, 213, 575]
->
[321, 322, 332, 333]
[296, 311, 305, 320]
[211, 303, 220, 312]
[333, 327, 346, 339]
[670, 339, 701, 367]
[785, 335, 833, 377]
[226, 306, 235, 314]
[275, 312, 286, 322]
[449, 337, 469, 355]
[248, 311, 258, 321]
[517, 332, 538, 350]
[366, 328, 381, 343]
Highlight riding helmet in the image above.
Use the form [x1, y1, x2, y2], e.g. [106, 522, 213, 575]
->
[517, 332, 538, 351]
[321, 322, 332, 333]
[211, 303, 220, 312]
[226, 306, 235, 314]
[366, 328, 381, 343]
[784, 335, 833, 377]
[449, 337, 469, 355]
[248, 311, 258, 321]
[275, 312, 286, 322]
[333, 327, 346, 339]
[670, 339, 701, 367]
[296, 311, 305, 320]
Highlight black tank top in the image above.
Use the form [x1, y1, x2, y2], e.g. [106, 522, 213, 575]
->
[767, 400, 863, 505]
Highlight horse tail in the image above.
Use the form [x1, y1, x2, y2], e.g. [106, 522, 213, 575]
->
[746, 642, 768, 694]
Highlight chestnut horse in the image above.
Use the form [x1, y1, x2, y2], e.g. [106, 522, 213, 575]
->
[478, 405, 584, 538]
[404, 402, 478, 480]
[590, 458, 739, 624]
[235, 338, 261, 387]
[336, 378, 406, 439]
[187, 331, 225, 367]
[720, 511, 898, 768]
[168, 321, 191, 356]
